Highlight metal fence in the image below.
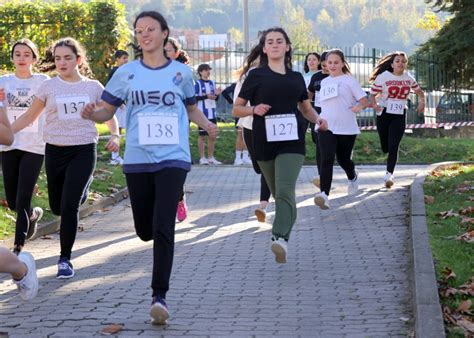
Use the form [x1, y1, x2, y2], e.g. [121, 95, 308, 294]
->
[182, 42, 473, 127]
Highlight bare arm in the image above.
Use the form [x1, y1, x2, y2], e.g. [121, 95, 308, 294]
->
[414, 88, 425, 115]
[233, 97, 272, 118]
[81, 101, 117, 123]
[186, 104, 219, 137]
[369, 94, 383, 113]
[351, 97, 370, 113]
[0, 106, 13, 145]
[298, 99, 328, 131]
[11, 98, 45, 133]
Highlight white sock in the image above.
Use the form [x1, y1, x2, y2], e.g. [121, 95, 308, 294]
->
[242, 150, 249, 157]
[111, 151, 118, 159]
[235, 150, 242, 159]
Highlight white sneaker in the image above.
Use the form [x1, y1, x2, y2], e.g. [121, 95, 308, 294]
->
[242, 155, 252, 165]
[233, 157, 243, 166]
[271, 237, 287, 263]
[314, 191, 330, 209]
[312, 175, 321, 188]
[384, 172, 394, 188]
[347, 173, 359, 195]
[14, 252, 38, 301]
[199, 157, 209, 165]
[208, 157, 222, 165]
[109, 155, 124, 166]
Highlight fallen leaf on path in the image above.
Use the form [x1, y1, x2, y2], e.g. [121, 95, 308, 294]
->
[437, 209, 458, 219]
[459, 278, 474, 296]
[99, 324, 123, 335]
[424, 195, 435, 204]
[456, 182, 473, 193]
[456, 318, 474, 334]
[455, 230, 474, 243]
[457, 300, 472, 314]
[440, 287, 459, 297]
[459, 206, 474, 215]
[108, 187, 119, 193]
[78, 225, 84, 232]
[41, 235, 52, 240]
[460, 216, 474, 225]
[441, 267, 457, 280]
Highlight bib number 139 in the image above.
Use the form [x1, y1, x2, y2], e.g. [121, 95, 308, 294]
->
[265, 114, 298, 142]
[138, 115, 179, 145]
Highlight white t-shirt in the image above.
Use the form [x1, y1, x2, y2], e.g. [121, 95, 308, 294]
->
[234, 75, 253, 130]
[319, 74, 366, 135]
[370, 70, 420, 115]
[0, 74, 49, 154]
[36, 76, 103, 146]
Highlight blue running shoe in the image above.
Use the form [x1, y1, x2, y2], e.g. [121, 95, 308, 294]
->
[150, 296, 169, 325]
[56, 257, 75, 279]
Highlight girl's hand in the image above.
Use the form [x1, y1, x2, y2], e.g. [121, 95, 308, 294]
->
[105, 134, 120, 152]
[253, 104, 272, 116]
[317, 118, 328, 131]
[373, 104, 383, 113]
[351, 104, 364, 113]
[206, 122, 219, 138]
[417, 102, 425, 116]
[81, 103, 96, 120]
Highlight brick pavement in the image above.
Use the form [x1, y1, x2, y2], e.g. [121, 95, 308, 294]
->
[0, 165, 425, 337]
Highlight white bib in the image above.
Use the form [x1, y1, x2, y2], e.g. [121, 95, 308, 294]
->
[56, 95, 90, 120]
[265, 114, 298, 142]
[204, 99, 216, 109]
[319, 83, 338, 101]
[385, 99, 405, 115]
[8, 107, 39, 133]
[138, 114, 179, 145]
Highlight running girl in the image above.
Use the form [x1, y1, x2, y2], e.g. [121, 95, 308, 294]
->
[81, 11, 218, 325]
[303, 52, 320, 88]
[314, 49, 369, 210]
[233, 27, 327, 264]
[0, 39, 49, 254]
[11, 37, 120, 279]
[369, 51, 425, 188]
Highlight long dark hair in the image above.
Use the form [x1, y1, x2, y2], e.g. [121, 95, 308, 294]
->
[167, 37, 190, 64]
[318, 51, 329, 71]
[369, 51, 408, 82]
[132, 11, 169, 59]
[38, 37, 93, 78]
[304, 52, 320, 73]
[326, 48, 351, 75]
[241, 27, 292, 79]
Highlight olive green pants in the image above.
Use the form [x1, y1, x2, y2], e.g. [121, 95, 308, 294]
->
[258, 153, 304, 240]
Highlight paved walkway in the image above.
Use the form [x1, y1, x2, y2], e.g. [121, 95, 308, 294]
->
[0, 165, 425, 337]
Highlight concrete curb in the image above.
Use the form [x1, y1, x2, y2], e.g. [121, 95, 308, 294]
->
[0, 188, 129, 248]
[409, 161, 461, 338]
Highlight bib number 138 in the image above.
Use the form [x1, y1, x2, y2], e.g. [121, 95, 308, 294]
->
[265, 114, 298, 142]
[138, 115, 179, 145]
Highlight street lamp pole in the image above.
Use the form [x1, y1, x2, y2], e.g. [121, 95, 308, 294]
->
[243, 0, 249, 52]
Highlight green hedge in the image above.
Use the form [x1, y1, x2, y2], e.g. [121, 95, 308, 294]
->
[0, 0, 130, 83]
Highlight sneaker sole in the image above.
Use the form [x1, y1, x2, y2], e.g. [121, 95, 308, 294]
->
[150, 304, 169, 325]
[314, 196, 329, 210]
[56, 271, 75, 279]
[255, 209, 266, 223]
[385, 180, 394, 189]
[271, 242, 287, 263]
[312, 178, 321, 188]
[18, 252, 38, 301]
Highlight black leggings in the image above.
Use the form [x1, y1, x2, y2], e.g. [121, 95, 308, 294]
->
[126, 168, 187, 298]
[318, 131, 357, 196]
[376, 109, 406, 174]
[309, 122, 322, 174]
[45, 143, 96, 260]
[243, 128, 271, 202]
[1, 150, 44, 247]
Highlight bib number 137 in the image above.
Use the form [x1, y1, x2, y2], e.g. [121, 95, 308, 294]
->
[265, 114, 298, 142]
[138, 115, 179, 145]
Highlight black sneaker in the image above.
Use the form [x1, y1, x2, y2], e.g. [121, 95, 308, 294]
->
[26, 207, 43, 240]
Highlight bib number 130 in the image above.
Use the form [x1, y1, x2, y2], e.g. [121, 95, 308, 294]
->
[265, 114, 298, 142]
[138, 115, 179, 145]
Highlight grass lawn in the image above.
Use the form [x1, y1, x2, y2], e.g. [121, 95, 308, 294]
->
[423, 164, 474, 337]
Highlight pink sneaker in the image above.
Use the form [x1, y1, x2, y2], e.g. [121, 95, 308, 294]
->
[176, 200, 187, 222]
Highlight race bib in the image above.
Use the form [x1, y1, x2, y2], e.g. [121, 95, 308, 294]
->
[319, 83, 338, 101]
[385, 99, 405, 115]
[314, 91, 321, 107]
[8, 107, 39, 133]
[265, 114, 298, 142]
[56, 95, 90, 120]
[138, 114, 179, 145]
[204, 99, 216, 109]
